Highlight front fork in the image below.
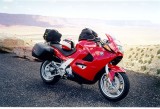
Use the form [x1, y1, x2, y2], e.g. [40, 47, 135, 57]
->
[105, 64, 112, 84]
[105, 63, 126, 82]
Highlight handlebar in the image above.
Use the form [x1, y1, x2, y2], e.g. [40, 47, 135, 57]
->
[87, 37, 109, 46]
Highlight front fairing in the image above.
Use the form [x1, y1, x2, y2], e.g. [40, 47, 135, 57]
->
[106, 34, 123, 55]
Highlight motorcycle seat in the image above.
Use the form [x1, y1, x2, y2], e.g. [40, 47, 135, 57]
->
[51, 44, 76, 56]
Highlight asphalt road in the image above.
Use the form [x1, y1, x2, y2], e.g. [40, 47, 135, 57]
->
[0, 52, 160, 107]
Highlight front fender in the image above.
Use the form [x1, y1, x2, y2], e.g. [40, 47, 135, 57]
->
[107, 64, 126, 81]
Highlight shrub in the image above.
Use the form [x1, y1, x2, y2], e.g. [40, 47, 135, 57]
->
[141, 49, 144, 52]
[151, 55, 154, 58]
[158, 56, 160, 59]
[157, 69, 160, 74]
[128, 55, 132, 59]
[148, 59, 152, 64]
[141, 66, 147, 71]
[141, 53, 144, 56]
[139, 59, 143, 63]
[145, 54, 147, 57]
[144, 60, 147, 64]
[157, 49, 160, 55]
[145, 54, 149, 57]
[134, 55, 137, 58]
[130, 48, 133, 51]
[131, 63, 134, 66]
[150, 49, 153, 51]
[137, 48, 140, 51]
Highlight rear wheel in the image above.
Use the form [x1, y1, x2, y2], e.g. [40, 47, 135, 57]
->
[99, 72, 130, 102]
[40, 60, 60, 85]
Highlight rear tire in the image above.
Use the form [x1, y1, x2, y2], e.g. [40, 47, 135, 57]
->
[99, 72, 130, 102]
[40, 60, 60, 85]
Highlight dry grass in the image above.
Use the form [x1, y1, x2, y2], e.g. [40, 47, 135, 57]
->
[157, 49, 160, 55]
[141, 66, 147, 71]
[157, 69, 160, 75]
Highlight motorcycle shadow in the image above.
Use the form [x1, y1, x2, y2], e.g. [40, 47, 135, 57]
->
[37, 79, 125, 106]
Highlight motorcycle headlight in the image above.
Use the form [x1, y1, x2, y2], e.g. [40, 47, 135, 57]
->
[117, 45, 124, 53]
[103, 44, 112, 52]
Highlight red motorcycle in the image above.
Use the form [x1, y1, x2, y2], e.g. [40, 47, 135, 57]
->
[32, 29, 130, 102]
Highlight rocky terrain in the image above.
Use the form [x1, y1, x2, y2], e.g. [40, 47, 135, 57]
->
[0, 33, 34, 59]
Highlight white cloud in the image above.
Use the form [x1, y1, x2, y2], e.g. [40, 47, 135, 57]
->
[26, 7, 32, 11]
[3, 6, 9, 10]
[3, 0, 14, 2]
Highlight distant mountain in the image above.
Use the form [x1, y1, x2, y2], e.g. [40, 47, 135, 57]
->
[0, 13, 158, 27]
[0, 13, 55, 27]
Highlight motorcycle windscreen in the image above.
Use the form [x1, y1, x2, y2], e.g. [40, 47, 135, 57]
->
[106, 34, 119, 53]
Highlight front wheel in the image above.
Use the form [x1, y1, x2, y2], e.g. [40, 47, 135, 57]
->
[99, 72, 130, 102]
[40, 60, 60, 85]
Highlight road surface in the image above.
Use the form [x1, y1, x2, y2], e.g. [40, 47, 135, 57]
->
[0, 52, 160, 107]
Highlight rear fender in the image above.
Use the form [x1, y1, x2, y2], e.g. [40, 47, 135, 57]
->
[107, 64, 126, 81]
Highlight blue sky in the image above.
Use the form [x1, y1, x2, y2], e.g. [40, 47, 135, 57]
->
[0, 0, 160, 24]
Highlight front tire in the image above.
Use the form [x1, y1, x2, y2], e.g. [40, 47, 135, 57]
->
[40, 60, 60, 85]
[99, 72, 130, 102]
